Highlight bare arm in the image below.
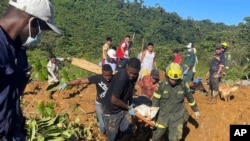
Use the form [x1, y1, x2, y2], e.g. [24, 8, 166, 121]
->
[217, 65, 223, 75]
[111, 95, 130, 110]
[66, 78, 90, 86]
[140, 51, 146, 63]
[153, 52, 157, 69]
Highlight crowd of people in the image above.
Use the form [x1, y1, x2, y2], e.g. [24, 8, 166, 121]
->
[0, 0, 230, 140]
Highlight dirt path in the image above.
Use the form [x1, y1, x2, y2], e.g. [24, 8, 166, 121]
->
[22, 79, 250, 141]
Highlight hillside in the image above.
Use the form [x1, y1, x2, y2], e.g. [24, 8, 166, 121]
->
[22, 71, 250, 141]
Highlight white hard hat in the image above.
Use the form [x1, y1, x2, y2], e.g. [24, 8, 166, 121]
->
[186, 43, 192, 48]
[107, 49, 116, 59]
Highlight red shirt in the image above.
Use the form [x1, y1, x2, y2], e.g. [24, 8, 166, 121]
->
[116, 41, 128, 59]
[173, 55, 182, 64]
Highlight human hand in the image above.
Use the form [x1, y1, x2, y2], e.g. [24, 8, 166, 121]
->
[183, 70, 188, 75]
[128, 104, 135, 116]
[58, 83, 67, 90]
[129, 107, 135, 116]
[195, 111, 200, 119]
[194, 78, 202, 83]
[214, 74, 220, 78]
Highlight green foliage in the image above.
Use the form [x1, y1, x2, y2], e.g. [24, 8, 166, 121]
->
[25, 114, 87, 141]
[37, 101, 56, 118]
[26, 101, 93, 140]
[1, 0, 249, 80]
[27, 49, 49, 81]
[225, 68, 243, 81]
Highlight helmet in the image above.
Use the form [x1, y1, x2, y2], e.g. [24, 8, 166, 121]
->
[221, 42, 228, 48]
[166, 63, 183, 79]
[107, 49, 117, 59]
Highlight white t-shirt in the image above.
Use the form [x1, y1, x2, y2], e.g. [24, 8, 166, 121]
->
[141, 50, 155, 70]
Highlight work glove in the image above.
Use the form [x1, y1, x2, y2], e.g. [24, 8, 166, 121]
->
[183, 70, 188, 75]
[58, 83, 67, 90]
[194, 78, 202, 83]
[128, 104, 135, 116]
[195, 111, 200, 119]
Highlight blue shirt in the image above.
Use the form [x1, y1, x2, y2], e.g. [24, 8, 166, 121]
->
[0, 27, 25, 135]
[209, 53, 225, 74]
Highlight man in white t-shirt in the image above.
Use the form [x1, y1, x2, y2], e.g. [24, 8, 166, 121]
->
[139, 43, 157, 78]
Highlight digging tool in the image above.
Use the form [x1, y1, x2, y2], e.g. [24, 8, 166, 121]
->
[141, 38, 145, 52]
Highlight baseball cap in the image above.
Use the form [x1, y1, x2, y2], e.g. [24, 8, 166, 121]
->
[215, 44, 223, 50]
[186, 43, 192, 48]
[151, 69, 160, 79]
[9, 0, 61, 34]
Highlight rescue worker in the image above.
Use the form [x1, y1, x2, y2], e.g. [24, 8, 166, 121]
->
[0, 0, 61, 139]
[152, 62, 200, 141]
[99, 49, 117, 71]
[173, 49, 182, 64]
[102, 58, 141, 141]
[221, 42, 230, 68]
[58, 64, 113, 134]
[102, 37, 112, 60]
[116, 35, 130, 63]
[47, 54, 70, 85]
[208, 44, 225, 104]
[183, 43, 196, 83]
[139, 42, 157, 78]
[220, 42, 230, 82]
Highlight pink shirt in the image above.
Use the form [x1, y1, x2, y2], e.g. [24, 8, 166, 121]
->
[140, 75, 157, 100]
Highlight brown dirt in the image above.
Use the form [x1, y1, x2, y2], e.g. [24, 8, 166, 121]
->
[22, 71, 250, 141]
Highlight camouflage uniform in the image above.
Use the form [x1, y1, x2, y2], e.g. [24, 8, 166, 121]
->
[152, 78, 199, 141]
[183, 51, 196, 82]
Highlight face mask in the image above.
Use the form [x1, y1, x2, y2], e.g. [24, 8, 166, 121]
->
[23, 17, 42, 47]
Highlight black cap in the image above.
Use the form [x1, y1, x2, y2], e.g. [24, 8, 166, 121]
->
[215, 44, 223, 50]
[151, 69, 160, 79]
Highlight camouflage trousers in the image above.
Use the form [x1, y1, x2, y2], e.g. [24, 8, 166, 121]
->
[152, 117, 185, 141]
[183, 69, 194, 82]
[103, 111, 133, 141]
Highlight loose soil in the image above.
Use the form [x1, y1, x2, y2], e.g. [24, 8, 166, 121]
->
[22, 71, 250, 141]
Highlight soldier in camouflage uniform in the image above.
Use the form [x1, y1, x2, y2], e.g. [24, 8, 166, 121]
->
[183, 43, 196, 82]
[151, 63, 200, 141]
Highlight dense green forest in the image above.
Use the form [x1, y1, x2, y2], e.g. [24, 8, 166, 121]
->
[1, 0, 249, 80]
